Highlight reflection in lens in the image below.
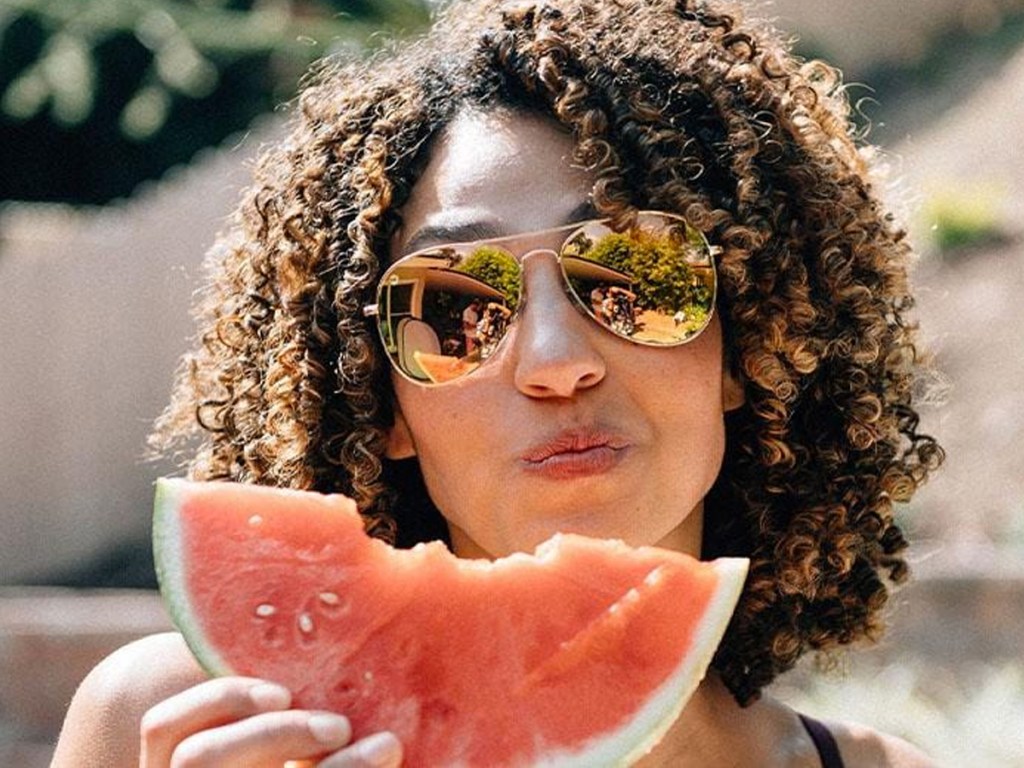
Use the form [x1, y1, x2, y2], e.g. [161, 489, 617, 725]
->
[560, 214, 716, 346]
[454, 246, 522, 312]
[377, 246, 520, 383]
[375, 213, 716, 382]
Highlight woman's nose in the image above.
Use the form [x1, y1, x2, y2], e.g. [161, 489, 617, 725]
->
[511, 251, 607, 398]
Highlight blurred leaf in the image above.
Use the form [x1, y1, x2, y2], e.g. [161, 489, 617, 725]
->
[922, 184, 1009, 258]
[2, 67, 47, 119]
[120, 82, 172, 140]
[154, 36, 218, 97]
[44, 34, 95, 124]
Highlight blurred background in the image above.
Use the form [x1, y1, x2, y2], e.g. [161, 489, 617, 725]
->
[1, 0, 1021, 764]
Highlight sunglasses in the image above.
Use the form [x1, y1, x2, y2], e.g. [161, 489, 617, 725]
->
[364, 210, 718, 385]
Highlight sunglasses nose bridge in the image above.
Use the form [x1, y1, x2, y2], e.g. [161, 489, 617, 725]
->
[517, 247, 575, 304]
[517, 246, 559, 263]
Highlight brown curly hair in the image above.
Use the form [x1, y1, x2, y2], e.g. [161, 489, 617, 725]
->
[152, 0, 944, 705]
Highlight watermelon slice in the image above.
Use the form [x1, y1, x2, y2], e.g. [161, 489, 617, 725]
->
[153, 478, 747, 767]
[411, 350, 479, 383]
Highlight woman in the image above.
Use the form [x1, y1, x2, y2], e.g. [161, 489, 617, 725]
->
[53, 0, 943, 765]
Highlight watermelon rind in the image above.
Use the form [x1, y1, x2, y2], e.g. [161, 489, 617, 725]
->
[534, 557, 748, 767]
[153, 478, 232, 678]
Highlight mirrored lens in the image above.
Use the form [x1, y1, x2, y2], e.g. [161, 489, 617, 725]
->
[559, 212, 716, 346]
[376, 245, 520, 383]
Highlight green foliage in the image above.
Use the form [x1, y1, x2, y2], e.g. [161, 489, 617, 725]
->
[0, 0, 431, 203]
[924, 187, 1007, 257]
[582, 231, 712, 313]
[457, 246, 522, 308]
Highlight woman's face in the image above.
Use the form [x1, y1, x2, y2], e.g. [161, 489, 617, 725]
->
[386, 108, 742, 559]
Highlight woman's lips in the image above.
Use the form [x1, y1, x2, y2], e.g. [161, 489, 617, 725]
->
[519, 430, 631, 479]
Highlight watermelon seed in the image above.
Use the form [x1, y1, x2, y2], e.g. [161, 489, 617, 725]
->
[315, 591, 350, 617]
[248, 515, 263, 527]
[255, 603, 277, 618]
[298, 612, 315, 634]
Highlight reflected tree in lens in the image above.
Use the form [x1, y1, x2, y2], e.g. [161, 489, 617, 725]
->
[455, 246, 521, 309]
[577, 228, 713, 333]
[563, 231, 595, 256]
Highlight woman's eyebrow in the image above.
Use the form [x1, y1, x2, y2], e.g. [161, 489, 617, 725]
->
[402, 220, 503, 255]
[400, 199, 599, 256]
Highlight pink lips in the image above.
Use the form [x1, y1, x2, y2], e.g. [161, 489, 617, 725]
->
[520, 429, 630, 479]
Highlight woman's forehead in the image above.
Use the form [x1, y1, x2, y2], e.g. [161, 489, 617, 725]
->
[391, 108, 595, 259]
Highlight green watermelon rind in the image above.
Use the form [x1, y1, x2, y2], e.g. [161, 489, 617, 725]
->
[153, 478, 233, 678]
[534, 556, 748, 767]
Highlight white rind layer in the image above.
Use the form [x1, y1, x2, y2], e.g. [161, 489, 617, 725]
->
[152, 478, 233, 677]
[533, 557, 749, 768]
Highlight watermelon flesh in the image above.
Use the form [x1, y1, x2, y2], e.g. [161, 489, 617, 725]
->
[412, 350, 480, 383]
[153, 478, 748, 767]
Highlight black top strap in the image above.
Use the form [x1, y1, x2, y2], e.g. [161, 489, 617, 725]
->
[799, 714, 846, 768]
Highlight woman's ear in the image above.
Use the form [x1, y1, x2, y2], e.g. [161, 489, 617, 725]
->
[385, 406, 417, 459]
[722, 368, 745, 413]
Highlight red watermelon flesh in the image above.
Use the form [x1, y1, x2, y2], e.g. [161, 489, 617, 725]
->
[153, 478, 748, 767]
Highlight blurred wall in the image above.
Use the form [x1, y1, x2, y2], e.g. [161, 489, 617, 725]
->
[0, 127, 271, 583]
[768, 0, 1023, 73]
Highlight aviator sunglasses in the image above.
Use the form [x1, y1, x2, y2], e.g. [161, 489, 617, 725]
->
[364, 210, 719, 385]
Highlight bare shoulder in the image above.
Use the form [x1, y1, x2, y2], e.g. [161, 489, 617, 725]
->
[64, 631, 206, 714]
[51, 632, 206, 767]
[830, 720, 937, 768]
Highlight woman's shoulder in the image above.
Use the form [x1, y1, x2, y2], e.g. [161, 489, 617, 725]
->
[51, 632, 207, 767]
[70, 631, 206, 709]
[826, 718, 937, 768]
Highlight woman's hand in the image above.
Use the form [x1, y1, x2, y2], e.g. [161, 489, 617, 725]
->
[138, 676, 403, 768]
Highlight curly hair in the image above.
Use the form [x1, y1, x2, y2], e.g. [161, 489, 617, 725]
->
[152, 0, 943, 705]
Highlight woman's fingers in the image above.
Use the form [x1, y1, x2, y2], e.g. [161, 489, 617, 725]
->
[138, 675, 401, 768]
[168, 709, 353, 767]
[318, 731, 403, 768]
[139, 677, 292, 767]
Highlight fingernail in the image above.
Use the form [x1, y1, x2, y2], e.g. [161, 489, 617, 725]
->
[308, 713, 352, 745]
[249, 683, 291, 711]
[359, 731, 402, 767]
